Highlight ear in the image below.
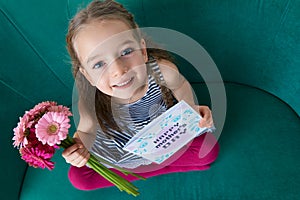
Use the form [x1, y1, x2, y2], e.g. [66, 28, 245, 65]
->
[79, 67, 95, 86]
[140, 39, 148, 63]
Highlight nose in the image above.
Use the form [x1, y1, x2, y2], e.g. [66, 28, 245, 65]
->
[108, 58, 128, 78]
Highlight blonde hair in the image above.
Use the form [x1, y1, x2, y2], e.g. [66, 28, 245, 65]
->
[66, 0, 174, 137]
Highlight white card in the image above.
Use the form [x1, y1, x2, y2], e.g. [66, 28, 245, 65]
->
[123, 100, 212, 164]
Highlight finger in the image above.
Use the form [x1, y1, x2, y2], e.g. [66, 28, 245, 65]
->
[199, 119, 207, 128]
[205, 120, 213, 128]
[72, 149, 89, 167]
[62, 137, 84, 156]
[199, 118, 214, 128]
[62, 143, 83, 158]
[199, 116, 213, 127]
[67, 151, 83, 165]
[77, 151, 90, 167]
[73, 137, 84, 145]
[200, 106, 211, 120]
[64, 146, 86, 163]
[66, 148, 86, 164]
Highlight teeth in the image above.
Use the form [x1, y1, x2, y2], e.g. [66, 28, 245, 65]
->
[116, 78, 132, 87]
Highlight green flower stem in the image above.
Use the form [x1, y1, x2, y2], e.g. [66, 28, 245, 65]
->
[89, 154, 146, 180]
[59, 141, 68, 149]
[88, 160, 122, 187]
[64, 135, 74, 146]
[88, 155, 139, 189]
[59, 135, 144, 196]
[87, 159, 139, 196]
[88, 161, 127, 189]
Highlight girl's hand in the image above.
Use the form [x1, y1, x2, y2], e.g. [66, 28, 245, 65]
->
[62, 137, 90, 168]
[196, 105, 214, 128]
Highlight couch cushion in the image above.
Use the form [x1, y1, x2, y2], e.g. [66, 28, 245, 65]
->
[19, 83, 300, 200]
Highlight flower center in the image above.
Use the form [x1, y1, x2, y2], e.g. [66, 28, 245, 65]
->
[47, 124, 58, 134]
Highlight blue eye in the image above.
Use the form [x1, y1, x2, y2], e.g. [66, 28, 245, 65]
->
[121, 48, 134, 56]
[93, 61, 106, 69]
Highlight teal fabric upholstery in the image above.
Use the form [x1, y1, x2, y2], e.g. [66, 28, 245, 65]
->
[20, 84, 300, 200]
[0, 0, 299, 199]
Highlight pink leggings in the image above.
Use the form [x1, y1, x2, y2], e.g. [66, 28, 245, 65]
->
[68, 133, 220, 190]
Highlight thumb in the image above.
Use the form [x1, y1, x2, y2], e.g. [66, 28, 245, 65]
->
[73, 137, 84, 148]
[199, 106, 211, 119]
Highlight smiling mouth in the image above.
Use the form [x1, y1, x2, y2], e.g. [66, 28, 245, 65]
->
[113, 77, 134, 88]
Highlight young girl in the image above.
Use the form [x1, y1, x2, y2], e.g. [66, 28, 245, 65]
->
[62, 0, 219, 190]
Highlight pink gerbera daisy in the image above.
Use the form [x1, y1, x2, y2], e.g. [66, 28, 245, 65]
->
[26, 101, 57, 119]
[20, 146, 55, 170]
[12, 116, 30, 148]
[35, 111, 71, 146]
[48, 105, 73, 116]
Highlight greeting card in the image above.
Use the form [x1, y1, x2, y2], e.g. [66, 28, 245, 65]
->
[123, 100, 214, 164]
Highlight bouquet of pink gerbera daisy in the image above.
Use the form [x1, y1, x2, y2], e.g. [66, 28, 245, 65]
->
[12, 101, 144, 196]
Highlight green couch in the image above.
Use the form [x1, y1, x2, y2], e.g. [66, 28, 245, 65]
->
[1, 0, 299, 199]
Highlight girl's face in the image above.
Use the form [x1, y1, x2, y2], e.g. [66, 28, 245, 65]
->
[74, 19, 148, 103]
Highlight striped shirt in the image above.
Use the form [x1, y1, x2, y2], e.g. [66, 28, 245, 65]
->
[90, 59, 172, 168]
